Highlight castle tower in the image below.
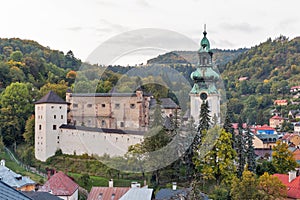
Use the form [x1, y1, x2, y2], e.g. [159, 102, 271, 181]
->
[190, 27, 221, 123]
[35, 91, 68, 161]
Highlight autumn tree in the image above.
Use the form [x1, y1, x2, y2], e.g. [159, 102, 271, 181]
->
[257, 172, 286, 200]
[23, 115, 35, 146]
[39, 81, 68, 100]
[272, 141, 297, 173]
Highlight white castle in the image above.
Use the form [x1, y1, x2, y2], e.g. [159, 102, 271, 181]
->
[34, 29, 220, 162]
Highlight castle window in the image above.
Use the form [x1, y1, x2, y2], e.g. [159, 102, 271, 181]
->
[51, 106, 54, 109]
[57, 141, 59, 144]
[39, 125, 42, 130]
[73, 104, 78, 108]
[59, 106, 62, 109]
[115, 104, 120, 109]
[120, 122, 124, 127]
[87, 104, 92, 108]
[101, 120, 106, 126]
[54, 115, 56, 119]
[130, 104, 135, 109]
[53, 125, 57, 130]
[57, 136, 59, 139]
[101, 104, 106, 108]
[61, 115, 63, 119]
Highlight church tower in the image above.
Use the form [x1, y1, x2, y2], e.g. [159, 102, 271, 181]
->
[35, 91, 68, 161]
[190, 27, 220, 123]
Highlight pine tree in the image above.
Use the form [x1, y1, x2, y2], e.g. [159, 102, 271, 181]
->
[245, 127, 256, 172]
[223, 106, 235, 148]
[236, 118, 246, 178]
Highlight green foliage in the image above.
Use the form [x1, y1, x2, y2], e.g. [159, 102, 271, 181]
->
[272, 141, 298, 173]
[23, 115, 35, 146]
[256, 161, 276, 176]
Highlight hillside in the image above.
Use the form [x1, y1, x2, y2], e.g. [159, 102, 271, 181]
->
[147, 48, 247, 70]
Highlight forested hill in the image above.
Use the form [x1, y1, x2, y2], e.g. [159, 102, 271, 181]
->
[222, 36, 300, 83]
[147, 48, 247, 69]
[0, 38, 81, 89]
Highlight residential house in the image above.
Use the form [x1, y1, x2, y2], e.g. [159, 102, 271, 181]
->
[87, 187, 130, 200]
[295, 123, 300, 133]
[0, 180, 32, 200]
[0, 159, 35, 191]
[290, 86, 300, 93]
[274, 99, 288, 106]
[274, 171, 300, 199]
[255, 125, 276, 135]
[289, 110, 300, 119]
[269, 115, 284, 129]
[119, 187, 153, 200]
[39, 171, 78, 200]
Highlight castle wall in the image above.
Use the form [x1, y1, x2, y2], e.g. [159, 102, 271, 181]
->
[58, 128, 143, 157]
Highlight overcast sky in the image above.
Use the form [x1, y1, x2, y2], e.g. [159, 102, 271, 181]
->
[1, 0, 300, 65]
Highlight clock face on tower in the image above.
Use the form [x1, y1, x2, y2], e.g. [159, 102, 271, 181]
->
[200, 92, 208, 100]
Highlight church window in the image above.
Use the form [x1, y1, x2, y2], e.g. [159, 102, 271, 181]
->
[115, 104, 120, 109]
[87, 104, 92, 108]
[61, 115, 63, 119]
[51, 106, 54, 109]
[101, 120, 106, 126]
[101, 104, 106, 108]
[39, 125, 42, 130]
[130, 104, 135, 109]
[57, 136, 59, 139]
[54, 115, 56, 119]
[53, 125, 57, 130]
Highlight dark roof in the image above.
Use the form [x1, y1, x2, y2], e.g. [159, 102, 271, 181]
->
[70, 92, 151, 98]
[35, 91, 68, 105]
[155, 188, 208, 200]
[87, 187, 130, 200]
[0, 180, 32, 200]
[23, 191, 62, 200]
[59, 124, 145, 136]
[39, 172, 78, 196]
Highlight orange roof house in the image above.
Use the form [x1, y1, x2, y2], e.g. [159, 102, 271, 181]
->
[269, 115, 284, 129]
[274, 99, 288, 106]
[88, 187, 130, 200]
[274, 172, 300, 199]
[39, 171, 78, 200]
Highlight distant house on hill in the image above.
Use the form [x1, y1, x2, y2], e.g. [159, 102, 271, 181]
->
[0, 159, 35, 191]
[255, 124, 276, 135]
[274, 99, 288, 106]
[290, 85, 300, 93]
[238, 76, 248, 81]
[39, 171, 78, 200]
[269, 115, 284, 129]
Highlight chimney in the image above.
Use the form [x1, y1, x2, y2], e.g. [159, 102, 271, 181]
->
[109, 179, 113, 187]
[172, 182, 177, 191]
[0, 159, 5, 167]
[289, 171, 297, 182]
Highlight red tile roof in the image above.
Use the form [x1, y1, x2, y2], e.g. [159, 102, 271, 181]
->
[88, 187, 130, 200]
[270, 115, 283, 120]
[273, 174, 300, 199]
[40, 172, 78, 196]
[256, 124, 275, 131]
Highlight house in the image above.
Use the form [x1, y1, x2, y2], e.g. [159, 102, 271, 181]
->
[290, 86, 300, 93]
[0, 180, 32, 200]
[0, 159, 35, 191]
[39, 171, 78, 200]
[274, 99, 288, 106]
[119, 187, 153, 200]
[23, 191, 63, 200]
[238, 76, 248, 81]
[274, 171, 300, 199]
[269, 115, 284, 129]
[87, 186, 130, 200]
[255, 124, 276, 135]
[289, 110, 300, 119]
[295, 123, 300, 133]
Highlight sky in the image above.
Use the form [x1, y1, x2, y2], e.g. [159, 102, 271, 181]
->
[1, 0, 300, 65]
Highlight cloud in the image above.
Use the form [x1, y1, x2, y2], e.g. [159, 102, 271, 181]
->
[66, 26, 85, 31]
[220, 22, 261, 33]
[136, 0, 151, 7]
[96, 19, 129, 35]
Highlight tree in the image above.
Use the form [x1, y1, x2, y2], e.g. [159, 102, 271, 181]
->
[256, 161, 276, 176]
[9, 51, 23, 62]
[0, 82, 34, 146]
[236, 118, 246, 178]
[245, 127, 256, 172]
[257, 172, 286, 200]
[272, 141, 297, 173]
[23, 115, 35, 146]
[39, 81, 68, 100]
[231, 170, 259, 200]
[194, 128, 236, 185]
